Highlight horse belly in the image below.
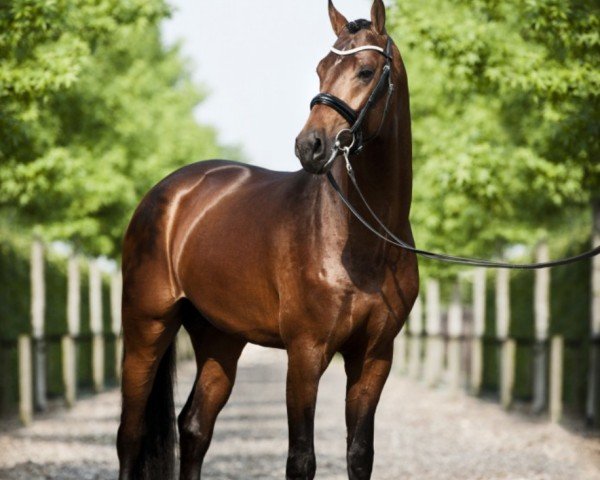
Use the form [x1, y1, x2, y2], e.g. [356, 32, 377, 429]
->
[174, 186, 283, 347]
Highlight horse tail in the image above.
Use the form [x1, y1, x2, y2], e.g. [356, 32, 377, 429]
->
[135, 341, 177, 480]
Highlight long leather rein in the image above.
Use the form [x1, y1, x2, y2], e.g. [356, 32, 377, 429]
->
[313, 36, 600, 270]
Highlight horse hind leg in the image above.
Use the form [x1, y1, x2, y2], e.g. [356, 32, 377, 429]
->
[178, 304, 246, 480]
[117, 299, 182, 480]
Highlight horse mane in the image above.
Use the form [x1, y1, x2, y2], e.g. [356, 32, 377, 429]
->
[346, 19, 371, 34]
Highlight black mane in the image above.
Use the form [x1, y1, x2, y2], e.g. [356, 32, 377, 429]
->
[346, 19, 371, 34]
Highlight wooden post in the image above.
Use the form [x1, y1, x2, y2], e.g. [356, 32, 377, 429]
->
[470, 268, 486, 394]
[533, 243, 550, 413]
[111, 272, 123, 382]
[89, 260, 104, 392]
[408, 295, 423, 380]
[67, 254, 81, 336]
[500, 339, 516, 409]
[587, 199, 600, 426]
[497, 269, 514, 409]
[62, 254, 80, 407]
[30, 239, 47, 412]
[447, 282, 463, 392]
[424, 279, 443, 387]
[549, 336, 563, 423]
[395, 328, 408, 374]
[61, 335, 76, 407]
[18, 335, 33, 425]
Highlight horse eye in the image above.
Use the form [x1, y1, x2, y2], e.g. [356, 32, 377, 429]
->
[358, 68, 374, 80]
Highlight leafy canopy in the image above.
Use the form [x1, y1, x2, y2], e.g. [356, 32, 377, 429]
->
[0, 0, 233, 256]
[388, 0, 599, 275]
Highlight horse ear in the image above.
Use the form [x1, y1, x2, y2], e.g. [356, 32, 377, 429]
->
[370, 0, 387, 34]
[328, 0, 348, 36]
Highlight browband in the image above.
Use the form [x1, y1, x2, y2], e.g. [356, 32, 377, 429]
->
[330, 45, 389, 59]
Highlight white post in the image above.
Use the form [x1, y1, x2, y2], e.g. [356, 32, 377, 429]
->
[408, 295, 423, 379]
[533, 242, 550, 413]
[18, 335, 33, 425]
[549, 336, 563, 423]
[447, 282, 463, 392]
[587, 200, 600, 426]
[67, 254, 81, 337]
[496, 269, 514, 409]
[111, 272, 123, 382]
[470, 268, 486, 394]
[496, 269, 510, 340]
[424, 279, 443, 387]
[89, 260, 104, 392]
[30, 239, 46, 412]
[31, 240, 45, 340]
[63, 254, 80, 407]
[395, 327, 408, 374]
[61, 336, 76, 408]
[500, 339, 516, 410]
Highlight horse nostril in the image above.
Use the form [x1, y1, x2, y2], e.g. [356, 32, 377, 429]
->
[313, 137, 322, 153]
[311, 134, 325, 160]
[295, 131, 326, 165]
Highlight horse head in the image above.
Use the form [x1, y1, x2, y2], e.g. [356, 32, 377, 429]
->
[295, 0, 402, 174]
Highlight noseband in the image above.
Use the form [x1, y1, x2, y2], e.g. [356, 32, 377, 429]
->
[310, 37, 394, 164]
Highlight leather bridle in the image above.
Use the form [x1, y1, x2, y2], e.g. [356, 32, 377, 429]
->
[310, 37, 394, 168]
[309, 34, 600, 269]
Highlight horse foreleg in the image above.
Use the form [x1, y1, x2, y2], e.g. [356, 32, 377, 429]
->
[285, 341, 331, 480]
[178, 324, 246, 480]
[343, 342, 393, 480]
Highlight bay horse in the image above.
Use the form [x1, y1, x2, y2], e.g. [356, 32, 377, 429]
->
[117, 1, 418, 479]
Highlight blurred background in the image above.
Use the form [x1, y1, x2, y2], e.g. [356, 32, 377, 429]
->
[0, 0, 598, 477]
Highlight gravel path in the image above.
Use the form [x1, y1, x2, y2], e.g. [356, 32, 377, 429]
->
[0, 345, 598, 479]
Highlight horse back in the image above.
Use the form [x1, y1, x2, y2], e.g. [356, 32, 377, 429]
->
[122, 160, 306, 345]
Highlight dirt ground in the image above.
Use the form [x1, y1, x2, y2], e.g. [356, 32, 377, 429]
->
[0, 345, 598, 479]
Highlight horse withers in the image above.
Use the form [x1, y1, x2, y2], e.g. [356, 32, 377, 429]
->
[117, 1, 419, 479]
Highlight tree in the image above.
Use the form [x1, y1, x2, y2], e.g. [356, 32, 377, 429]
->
[0, 0, 233, 256]
[388, 0, 599, 274]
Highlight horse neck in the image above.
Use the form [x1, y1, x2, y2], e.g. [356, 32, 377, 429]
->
[340, 92, 413, 239]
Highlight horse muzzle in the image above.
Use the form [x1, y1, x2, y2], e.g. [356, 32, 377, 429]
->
[295, 129, 334, 175]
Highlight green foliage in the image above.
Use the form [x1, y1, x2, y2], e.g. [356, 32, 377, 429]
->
[0, 236, 30, 339]
[45, 251, 68, 336]
[549, 237, 591, 340]
[0, 0, 233, 256]
[388, 0, 599, 278]
[509, 270, 534, 340]
[387, 0, 597, 412]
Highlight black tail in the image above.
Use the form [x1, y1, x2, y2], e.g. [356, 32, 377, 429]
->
[134, 342, 177, 480]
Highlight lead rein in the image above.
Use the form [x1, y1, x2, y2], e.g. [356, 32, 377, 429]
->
[327, 148, 600, 270]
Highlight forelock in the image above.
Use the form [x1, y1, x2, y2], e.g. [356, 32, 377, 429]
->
[345, 19, 371, 34]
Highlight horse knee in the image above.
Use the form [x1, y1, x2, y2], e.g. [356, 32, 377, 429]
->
[347, 441, 374, 480]
[178, 417, 211, 454]
[286, 449, 316, 480]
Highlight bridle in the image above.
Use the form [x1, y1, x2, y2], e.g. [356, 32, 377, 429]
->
[310, 37, 394, 170]
[308, 34, 600, 269]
